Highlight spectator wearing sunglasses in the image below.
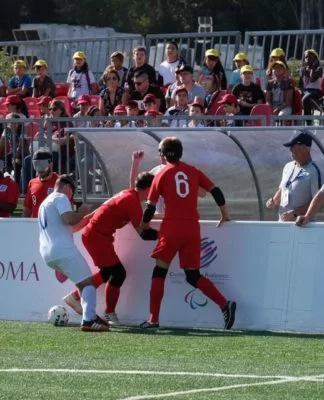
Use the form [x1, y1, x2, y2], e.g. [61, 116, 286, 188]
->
[99, 67, 127, 116]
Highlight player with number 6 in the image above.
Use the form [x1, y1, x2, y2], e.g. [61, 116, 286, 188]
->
[139, 136, 236, 330]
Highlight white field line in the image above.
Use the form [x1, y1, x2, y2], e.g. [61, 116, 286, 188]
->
[0, 368, 303, 380]
[120, 378, 300, 400]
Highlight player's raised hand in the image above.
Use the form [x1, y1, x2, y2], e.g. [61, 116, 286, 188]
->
[132, 150, 144, 162]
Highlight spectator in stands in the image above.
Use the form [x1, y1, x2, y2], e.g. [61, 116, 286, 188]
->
[266, 48, 289, 82]
[99, 67, 127, 116]
[218, 93, 244, 127]
[67, 51, 98, 101]
[232, 65, 265, 116]
[299, 49, 323, 124]
[73, 94, 91, 127]
[7, 60, 32, 98]
[0, 159, 20, 217]
[130, 71, 166, 113]
[126, 100, 143, 127]
[126, 47, 157, 93]
[163, 86, 189, 127]
[99, 51, 128, 91]
[0, 75, 6, 97]
[86, 106, 101, 127]
[23, 150, 59, 218]
[197, 49, 227, 91]
[4, 95, 28, 118]
[165, 66, 182, 108]
[145, 110, 163, 127]
[143, 94, 158, 113]
[171, 65, 205, 105]
[37, 96, 52, 117]
[266, 132, 321, 221]
[229, 52, 249, 90]
[158, 41, 185, 87]
[188, 102, 205, 128]
[113, 105, 129, 128]
[266, 61, 294, 121]
[48, 100, 74, 173]
[32, 59, 56, 98]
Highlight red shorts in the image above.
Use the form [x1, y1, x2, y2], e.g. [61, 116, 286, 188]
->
[82, 229, 120, 268]
[152, 220, 200, 269]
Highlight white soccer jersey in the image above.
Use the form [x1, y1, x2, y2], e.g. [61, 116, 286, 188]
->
[38, 192, 78, 262]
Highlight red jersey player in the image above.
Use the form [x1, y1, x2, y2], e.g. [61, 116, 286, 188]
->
[140, 136, 236, 330]
[23, 150, 59, 218]
[63, 172, 158, 325]
[0, 159, 20, 217]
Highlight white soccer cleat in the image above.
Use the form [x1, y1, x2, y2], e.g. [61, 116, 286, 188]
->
[104, 312, 120, 326]
[63, 292, 82, 315]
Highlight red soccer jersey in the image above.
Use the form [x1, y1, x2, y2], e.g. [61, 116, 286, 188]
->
[0, 176, 20, 217]
[148, 161, 214, 221]
[24, 173, 59, 218]
[85, 189, 142, 236]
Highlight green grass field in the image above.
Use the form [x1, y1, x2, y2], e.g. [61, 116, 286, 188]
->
[0, 321, 324, 399]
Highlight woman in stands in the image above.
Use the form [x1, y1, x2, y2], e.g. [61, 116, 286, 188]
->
[197, 49, 227, 92]
[266, 48, 290, 82]
[299, 49, 323, 124]
[99, 67, 127, 116]
[67, 51, 98, 102]
[229, 52, 250, 90]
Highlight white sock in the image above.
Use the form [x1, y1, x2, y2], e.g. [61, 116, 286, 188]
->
[80, 285, 96, 322]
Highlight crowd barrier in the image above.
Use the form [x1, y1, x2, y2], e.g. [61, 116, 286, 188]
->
[1, 219, 324, 333]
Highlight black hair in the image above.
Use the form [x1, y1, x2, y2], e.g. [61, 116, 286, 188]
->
[159, 137, 183, 162]
[32, 150, 53, 161]
[166, 40, 178, 50]
[135, 172, 154, 190]
[56, 174, 76, 194]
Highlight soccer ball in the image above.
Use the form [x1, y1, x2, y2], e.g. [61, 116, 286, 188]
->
[48, 305, 69, 326]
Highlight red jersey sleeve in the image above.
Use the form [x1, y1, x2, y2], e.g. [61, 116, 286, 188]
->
[127, 191, 143, 229]
[23, 183, 32, 210]
[197, 168, 214, 192]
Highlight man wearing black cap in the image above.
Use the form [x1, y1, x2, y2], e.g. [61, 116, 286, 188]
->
[170, 64, 206, 104]
[23, 149, 59, 218]
[266, 132, 322, 221]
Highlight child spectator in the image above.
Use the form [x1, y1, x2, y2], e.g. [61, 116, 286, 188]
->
[32, 59, 56, 98]
[67, 51, 98, 101]
[197, 49, 227, 92]
[113, 105, 129, 128]
[188, 102, 205, 128]
[7, 60, 32, 98]
[99, 67, 127, 116]
[218, 94, 244, 127]
[266, 61, 294, 119]
[299, 49, 323, 122]
[164, 86, 189, 127]
[145, 110, 163, 127]
[229, 52, 249, 90]
[98, 51, 128, 91]
[171, 65, 205, 105]
[4, 95, 28, 118]
[126, 47, 157, 93]
[37, 96, 52, 117]
[266, 48, 289, 82]
[143, 94, 158, 113]
[73, 94, 91, 127]
[86, 106, 101, 127]
[232, 65, 265, 115]
[126, 101, 143, 127]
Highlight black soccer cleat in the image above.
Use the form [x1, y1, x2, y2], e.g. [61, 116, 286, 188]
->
[222, 301, 236, 330]
[139, 321, 159, 331]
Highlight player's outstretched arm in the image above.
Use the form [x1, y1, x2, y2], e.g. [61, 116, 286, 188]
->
[296, 189, 324, 227]
[61, 204, 91, 227]
[129, 150, 144, 189]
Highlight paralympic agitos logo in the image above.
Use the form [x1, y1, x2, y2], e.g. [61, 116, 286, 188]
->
[184, 237, 217, 309]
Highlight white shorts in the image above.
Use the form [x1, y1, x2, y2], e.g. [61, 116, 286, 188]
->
[47, 252, 92, 285]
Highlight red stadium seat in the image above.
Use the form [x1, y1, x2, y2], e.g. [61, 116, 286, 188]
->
[28, 109, 42, 119]
[89, 95, 100, 107]
[54, 96, 73, 116]
[23, 97, 39, 110]
[206, 90, 226, 115]
[293, 89, 303, 116]
[249, 104, 273, 126]
[55, 82, 69, 97]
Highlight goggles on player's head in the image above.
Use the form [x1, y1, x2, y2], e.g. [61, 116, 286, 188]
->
[32, 159, 51, 172]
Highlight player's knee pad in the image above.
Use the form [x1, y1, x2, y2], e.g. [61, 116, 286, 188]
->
[152, 266, 168, 279]
[185, 269, 201, 288]
[110, 263, 126, 287]
[99, 268, 113, 283]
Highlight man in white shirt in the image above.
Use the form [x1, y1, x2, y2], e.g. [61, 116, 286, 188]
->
[38, 174, 109, 332]
[158, 41, 185, 86]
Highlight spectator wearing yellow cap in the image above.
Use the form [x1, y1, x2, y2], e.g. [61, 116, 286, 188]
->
[67, 51, 98, 101]
[32, 59, 56, 98]
[266, 48, 289, 82]
[197, 49, 227, 93]
[7, 60, 32, 98]
[299, 49, 323, 124]
[232, 65, 265, 116]
[229, 52, 249, 90]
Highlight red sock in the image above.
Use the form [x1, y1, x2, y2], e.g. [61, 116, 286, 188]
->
[105, 284, 120, 313]
[92, 271, 104, 288]
[149, 277, 165, 324]
[197, 276, 227, 309]
[72, 289, 80, 301]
